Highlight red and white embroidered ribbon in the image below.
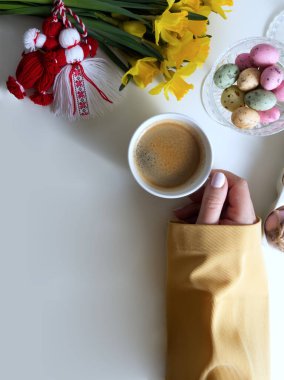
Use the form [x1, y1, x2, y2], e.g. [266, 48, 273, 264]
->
[70, 64, 112, 118]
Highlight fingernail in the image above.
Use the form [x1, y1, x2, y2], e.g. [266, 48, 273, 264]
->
[211, 172, 226, 188]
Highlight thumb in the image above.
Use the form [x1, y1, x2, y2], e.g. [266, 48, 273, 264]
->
[196, 172, 228, 225]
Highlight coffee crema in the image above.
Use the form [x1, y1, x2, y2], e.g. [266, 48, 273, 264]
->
[134, 120, 204, 189]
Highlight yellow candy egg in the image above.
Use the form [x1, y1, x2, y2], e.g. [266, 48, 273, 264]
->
[231, 106, 260, 129]
[237, 68, 260, 91]
[221, 85, 245, 112]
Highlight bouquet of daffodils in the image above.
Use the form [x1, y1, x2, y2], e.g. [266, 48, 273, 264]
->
[0, 0, 233, 100]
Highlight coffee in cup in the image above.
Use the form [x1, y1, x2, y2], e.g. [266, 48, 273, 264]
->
[128, 113, 213, 198]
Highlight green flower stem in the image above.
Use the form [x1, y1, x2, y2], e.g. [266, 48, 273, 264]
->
[93, 11, 120, 26]
[96, 41, 129, 72]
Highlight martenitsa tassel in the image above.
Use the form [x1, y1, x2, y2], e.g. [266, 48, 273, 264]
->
[6, 0, 121, 120]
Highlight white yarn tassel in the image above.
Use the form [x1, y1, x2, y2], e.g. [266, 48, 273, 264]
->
[59, 28, 80, 49]
[53, 57, 122, 120]
[52, 64, 74, 119]
[82, 58, 122, 115]
[23, 28, 46, 51]
[65, 45, 84, 64]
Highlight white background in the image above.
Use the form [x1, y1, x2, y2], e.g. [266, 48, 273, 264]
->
[0, 0, 284, 379]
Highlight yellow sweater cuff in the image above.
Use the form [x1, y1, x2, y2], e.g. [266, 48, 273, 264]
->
[168, 220, 262, 257]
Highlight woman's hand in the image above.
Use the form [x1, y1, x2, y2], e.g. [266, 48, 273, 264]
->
[175, 170, 256, 225]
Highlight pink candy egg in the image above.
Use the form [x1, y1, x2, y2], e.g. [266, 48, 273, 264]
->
[258, 106, 281, 125]
[260, 65, 283, 90]
[235, 53, 254, 71]
[273, 80, 284, 102]
[250, 44, 280, 67]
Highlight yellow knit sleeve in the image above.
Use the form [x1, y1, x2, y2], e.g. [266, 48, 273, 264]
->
[166, 221, 269, 380]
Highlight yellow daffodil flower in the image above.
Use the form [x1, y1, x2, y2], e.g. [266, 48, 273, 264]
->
[185, 6, 211, 36]
[166, 0, 175, 10]
[166, 32, 210, 67]
[154, 10, 190, 44]
[121, 57, 160, 88]
[172, 0, 201, 11]
[171, 0, 211, 21]
[183, 0, 200, 9]
[150, 63, 197, 100]
[203, 0, 233, 19]
[157, 3, 210, 41]
[194, 5, 211, 16]
[121, 21, 146, 38]
[159, 61, 172, 80]
[186, 19, 208, 36]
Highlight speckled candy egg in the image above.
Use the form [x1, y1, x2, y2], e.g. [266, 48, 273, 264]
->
[273, 80, 284, 101]
[213, 64, 240, 89]
[221, 85, 245, 111]
[235, 53, 254, 71]
[231, 106, 260, 129]
[237, 68, 260, 91]
[260, 65, 283, 90]
[258, 107, 281, 125]
[244, 89, 277, 111]
[250, 44, 280, 67]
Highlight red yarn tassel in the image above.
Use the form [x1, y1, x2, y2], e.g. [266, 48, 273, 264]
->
[30, 92, 53, 105]
[7, 51, 44, 100]
[6, 76, 26, 99]
[15, 51, 44, 89]
[42, 16, 63, 39]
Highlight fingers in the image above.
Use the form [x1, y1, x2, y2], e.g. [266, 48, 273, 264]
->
[212, 169, 246, 190]
[196, 172, 228, 224]
[173, 169, 256, 225]
[187, 181, 208, 203]
[208, 170, 256, 224]
[225, 176, 256, 224]
[173, 182, 208, 221]
[174, 202, 201, 220]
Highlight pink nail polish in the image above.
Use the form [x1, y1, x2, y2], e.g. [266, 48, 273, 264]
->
[211, 172, 226, 188]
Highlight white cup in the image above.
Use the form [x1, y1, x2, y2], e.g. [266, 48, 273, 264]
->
[128, 113, 213, 199]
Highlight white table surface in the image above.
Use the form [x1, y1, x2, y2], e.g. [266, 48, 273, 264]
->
[0, 1, 284, 379]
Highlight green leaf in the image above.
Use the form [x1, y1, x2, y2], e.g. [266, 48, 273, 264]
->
[0, 5, 50, 15]
[188, 12, 208, 21]
[88, 29, 129, 49]
[101, 1, 164, 10]
[64, 0, 149, 22]
[0, 0, 50, 4]
[82, 17, 163, 60]
[0, 2, 29, 9]
[97, 42, 129, 72]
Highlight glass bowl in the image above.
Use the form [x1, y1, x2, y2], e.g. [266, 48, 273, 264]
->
[202, 37, 284, 136]
[266, 10, 284, 41]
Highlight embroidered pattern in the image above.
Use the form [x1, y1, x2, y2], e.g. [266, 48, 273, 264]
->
[71, 64, 89, 117]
